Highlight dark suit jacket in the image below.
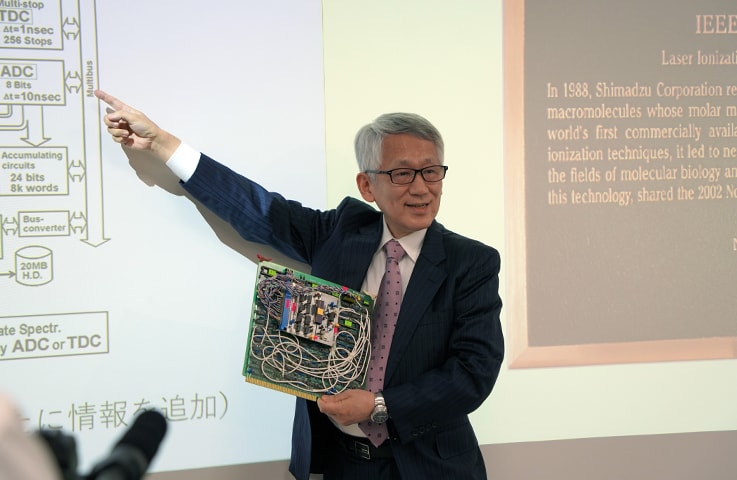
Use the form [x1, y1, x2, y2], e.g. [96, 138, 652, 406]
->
[183, 154, 504, 480]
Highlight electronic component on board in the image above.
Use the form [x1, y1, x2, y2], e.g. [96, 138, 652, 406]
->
[243, 261, 373, 401]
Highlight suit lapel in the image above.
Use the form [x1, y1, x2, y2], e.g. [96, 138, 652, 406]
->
[385, 221, 447, 383]
[344, 222, 383, 289]
[316, 219, 382, 291]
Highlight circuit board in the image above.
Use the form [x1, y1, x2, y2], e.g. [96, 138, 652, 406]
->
[243, 261, 373, 401]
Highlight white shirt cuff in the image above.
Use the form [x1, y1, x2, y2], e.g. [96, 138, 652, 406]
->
[165, 143, 200, 182]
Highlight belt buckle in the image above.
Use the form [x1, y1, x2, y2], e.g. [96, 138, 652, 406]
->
[353, 440, 371, 460]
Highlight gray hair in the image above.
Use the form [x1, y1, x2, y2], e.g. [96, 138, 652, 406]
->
[354, 112, 444, 173]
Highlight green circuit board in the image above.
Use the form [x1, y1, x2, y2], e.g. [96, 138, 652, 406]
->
[243, 261, 373, 401]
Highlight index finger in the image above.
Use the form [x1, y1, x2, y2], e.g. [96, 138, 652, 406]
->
[94, 89, 127, 111]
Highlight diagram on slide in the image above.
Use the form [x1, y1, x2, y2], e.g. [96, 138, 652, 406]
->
[0, 0, 108, 360]
[1, 0, 103, 284]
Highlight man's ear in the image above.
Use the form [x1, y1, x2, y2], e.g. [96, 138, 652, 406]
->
[356, 172, 375, 202]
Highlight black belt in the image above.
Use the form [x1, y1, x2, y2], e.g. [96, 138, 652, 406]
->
[334, 430, 393, 460]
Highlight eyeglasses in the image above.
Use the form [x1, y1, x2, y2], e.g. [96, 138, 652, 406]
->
[364, 165, 448, 185]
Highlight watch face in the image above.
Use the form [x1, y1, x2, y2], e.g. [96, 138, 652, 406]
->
[371, 406, 389, 424]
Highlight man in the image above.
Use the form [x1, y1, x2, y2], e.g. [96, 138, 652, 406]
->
[95, 89, 504, 480]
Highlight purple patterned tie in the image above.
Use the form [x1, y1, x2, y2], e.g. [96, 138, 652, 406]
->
[359, 239, 406, 446]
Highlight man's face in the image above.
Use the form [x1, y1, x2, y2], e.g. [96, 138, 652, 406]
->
[356, 133, 443, 239]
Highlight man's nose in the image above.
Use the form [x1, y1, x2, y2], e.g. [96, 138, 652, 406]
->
[407, 173, 430, 192]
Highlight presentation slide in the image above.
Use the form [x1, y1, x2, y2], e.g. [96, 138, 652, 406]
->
[1, 0, 325, 473]
[506, 0, 737, 368]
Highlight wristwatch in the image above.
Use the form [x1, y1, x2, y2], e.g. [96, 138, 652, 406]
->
[370, 391, 389, 424]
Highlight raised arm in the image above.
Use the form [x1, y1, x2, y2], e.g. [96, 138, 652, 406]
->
[95, 89, 181, 162]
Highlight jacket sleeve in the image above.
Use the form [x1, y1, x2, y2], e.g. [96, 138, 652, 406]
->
[180, 154, 333, 264]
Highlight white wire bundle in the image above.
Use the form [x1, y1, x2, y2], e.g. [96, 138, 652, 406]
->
[249, 272, 372, 395]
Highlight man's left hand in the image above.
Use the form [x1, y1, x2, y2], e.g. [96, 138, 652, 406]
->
[317, 389, 375, 426]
